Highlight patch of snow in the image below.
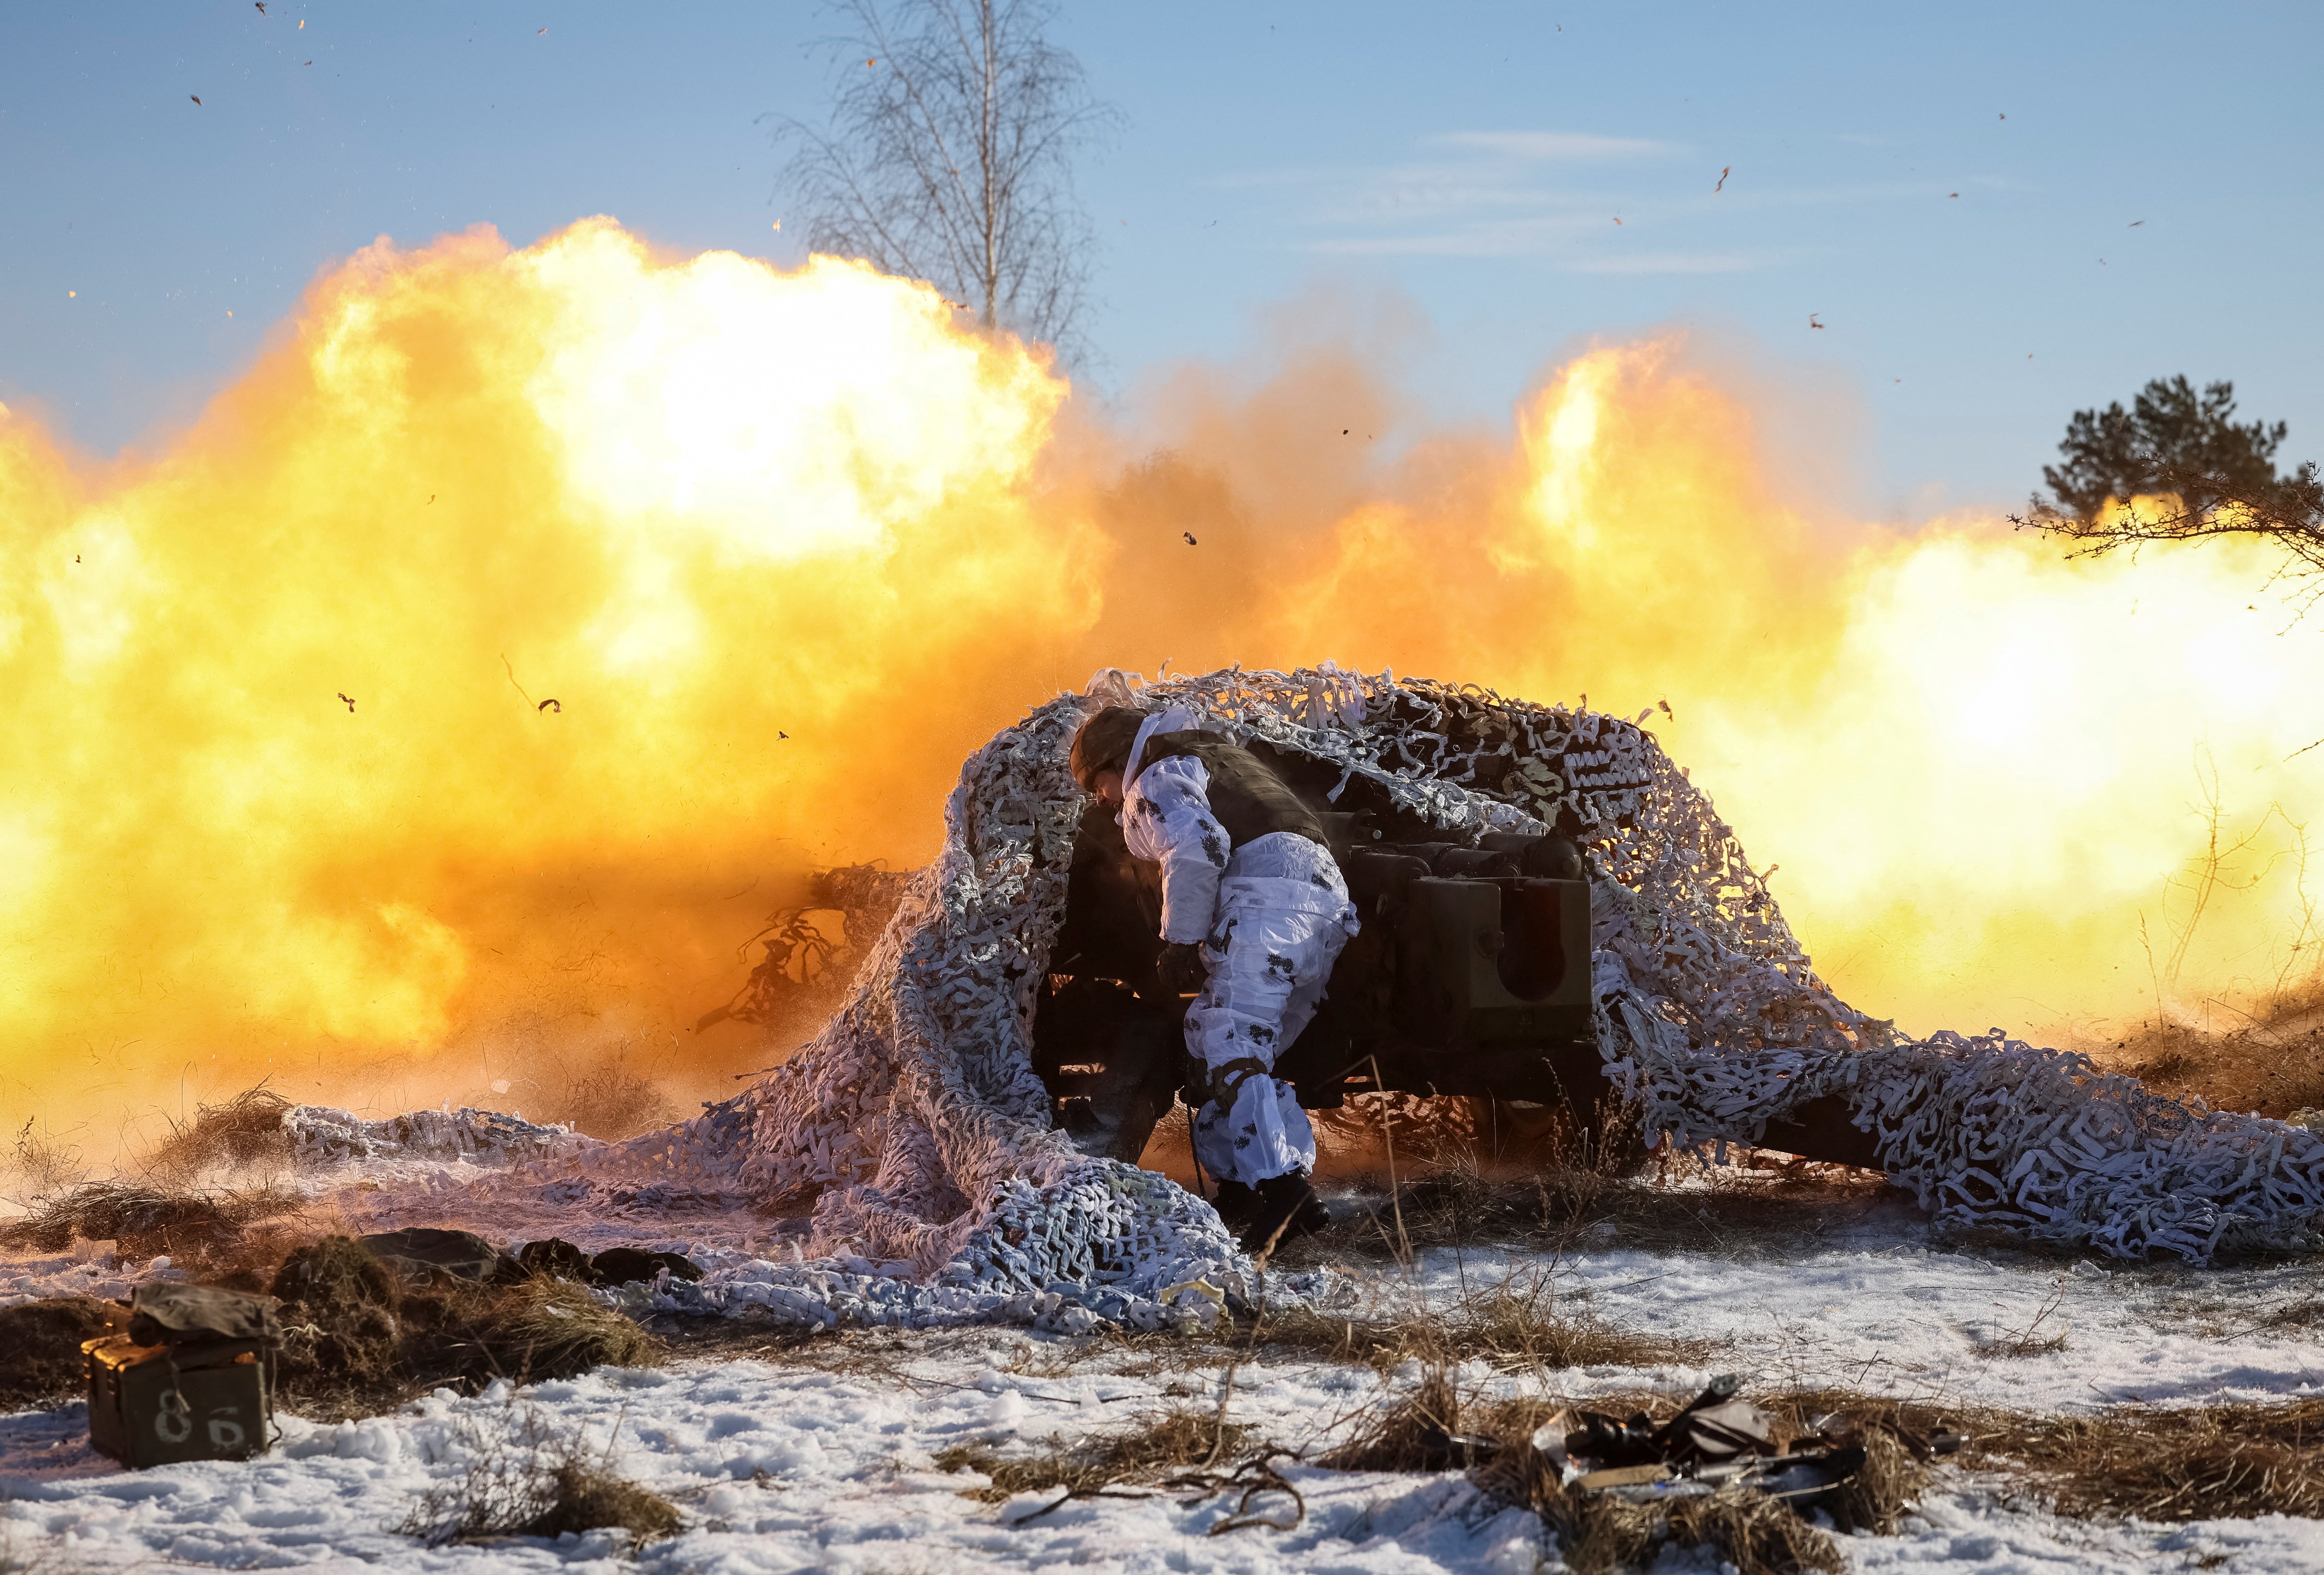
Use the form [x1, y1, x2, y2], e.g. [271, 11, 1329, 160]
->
[9, 1314, 2324, 1573]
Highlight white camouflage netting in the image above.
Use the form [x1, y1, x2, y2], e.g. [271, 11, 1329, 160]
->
[285, 1105, 593, 1167]
[332, 664, 2324, 1328]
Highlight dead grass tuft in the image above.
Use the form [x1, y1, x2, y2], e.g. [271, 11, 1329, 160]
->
[1316, 1366, 1469, 1471]
[1972, 1287, 2070, 1358]
[541, 1060, 677, 1141]
[934, 1403, 1259, 1506]
[523, 1458, 683, 1543]
[397, 1406, 678, 1548]
[1832, 1427, 1928, 1536]
[142, 1085, 293, 1179]
[402, 1276, 664, 1393]
[1974, 1396, 2324, 1522]
[1660, 1488, 1843, 1575]
[6, 1119, 86, 1194]
[271, 1235, 408, 1416]
[5, 1230, 662, 1424]
[0, 1180, 300, 1258]
[0, 1297, 117, 1411]
[267, 1235, 662, 1420]
[1761, 1385, 2324, 1526]
[1263, 1276, 1709, 1375]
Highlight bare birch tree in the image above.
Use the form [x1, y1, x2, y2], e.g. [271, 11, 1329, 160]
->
[771, 0, 1121, 361]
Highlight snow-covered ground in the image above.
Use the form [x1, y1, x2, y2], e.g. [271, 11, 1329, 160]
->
[9, 1222, 2324, 1573]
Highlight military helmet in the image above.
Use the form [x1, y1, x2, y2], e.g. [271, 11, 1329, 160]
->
[1068, 705, 1145, 792]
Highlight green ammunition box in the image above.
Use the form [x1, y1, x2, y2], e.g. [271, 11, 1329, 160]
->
[83, 1334, 273, 1468]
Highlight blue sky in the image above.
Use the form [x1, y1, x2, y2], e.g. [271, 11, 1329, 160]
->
[4, 0, 2318, 515]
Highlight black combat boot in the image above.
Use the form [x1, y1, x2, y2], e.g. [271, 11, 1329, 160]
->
[1239, 1170, 1329, 1254]
[1207, 1178, 1259, 1234]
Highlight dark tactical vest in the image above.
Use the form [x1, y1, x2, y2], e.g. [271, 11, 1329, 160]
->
[1137, 732, 1327, 850]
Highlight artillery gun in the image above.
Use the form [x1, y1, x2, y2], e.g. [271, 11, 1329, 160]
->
[1032, 739, 1879, 1173]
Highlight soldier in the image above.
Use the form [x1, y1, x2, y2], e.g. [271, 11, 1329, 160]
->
[1069, 704, 1360, 1251]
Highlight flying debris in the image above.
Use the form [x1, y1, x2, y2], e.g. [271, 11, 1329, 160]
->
[1182, 532, 1198, 546]
[1612, 216, 1623, 225]
[538, 27, 547, 34]
[254, 1, 266, 12]
[190, 95, 202, 106]
[779, 731, 789, 739]
[1948, 192, 1959, 198]
[2129, 220, 2145, 227]
[1658, 698, 1674, 717]
[1714, 165, 1730, 193]
[865, 57, 876, 66]
[1808, 313, 1824, 329]
[336, 693, 354, 712]
[538, 699, 560, 713]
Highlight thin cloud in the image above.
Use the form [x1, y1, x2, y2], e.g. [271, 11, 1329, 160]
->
[1215, 128, 1902, 265]
[1311, 216, 1604, 257]
[1426, 130, 1677, 161]
[1569, 250, 1780, 275]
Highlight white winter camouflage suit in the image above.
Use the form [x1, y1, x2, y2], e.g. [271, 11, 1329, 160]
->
[1120, 741, 1361, 1186]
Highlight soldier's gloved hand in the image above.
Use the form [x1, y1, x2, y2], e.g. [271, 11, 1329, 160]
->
[1156, 941, 1209, 997]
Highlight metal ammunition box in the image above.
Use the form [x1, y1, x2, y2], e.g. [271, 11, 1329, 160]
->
[83, 1334, 273, 1468]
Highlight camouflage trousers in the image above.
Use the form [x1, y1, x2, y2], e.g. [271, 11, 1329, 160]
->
[1187, 833, 1360, 1186]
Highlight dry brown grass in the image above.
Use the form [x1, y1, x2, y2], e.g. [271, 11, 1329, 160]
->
[1315, 1366, 1473, 1471]
[934, 1403, 1261, 1506]
[0, 1180, 301, 1259]
[1972, 1288, 2071, 1358]
[396, 1406, 679, 1548]
[1758, 1385, 2324, 1526]
[267, 1234, 663, 1420]
[142, 1085, 293, 1179]
[6, 1119, 86, 1194]
[541, 1058, 678, 1141]
[271, 1234, 411, 1416]
[413, 1277, 664, 1389]
[1973, 1396, 2324, 1521]
[1262, 1279, 1710, 1375]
